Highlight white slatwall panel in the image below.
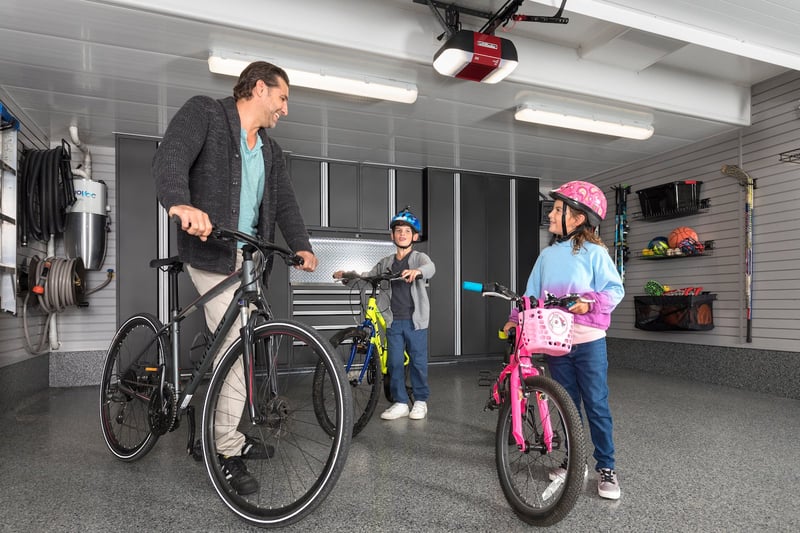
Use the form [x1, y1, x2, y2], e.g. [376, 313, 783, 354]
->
[0, 139, 116, 368]
[591, 71, 800, 351]
[0, 97, 49, 368]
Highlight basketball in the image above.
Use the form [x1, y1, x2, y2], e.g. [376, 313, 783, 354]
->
[668, 226, 698, 248]
[696, 303, 713, 325]
[648, 236, 669, 255]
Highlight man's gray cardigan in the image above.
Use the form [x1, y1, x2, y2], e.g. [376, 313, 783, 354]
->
[153, 95, 312, 279]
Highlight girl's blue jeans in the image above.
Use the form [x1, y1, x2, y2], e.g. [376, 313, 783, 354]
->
[386, 319, 429, 404]
[546, 337, 615, 471]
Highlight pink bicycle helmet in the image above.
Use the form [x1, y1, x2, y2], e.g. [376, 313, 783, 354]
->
[549, 180, 607, 227]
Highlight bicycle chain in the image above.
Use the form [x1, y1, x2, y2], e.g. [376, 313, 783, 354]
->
[148, 382, 178, 435]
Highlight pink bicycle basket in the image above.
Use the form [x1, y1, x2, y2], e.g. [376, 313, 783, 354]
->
[519, 298, 574, 356]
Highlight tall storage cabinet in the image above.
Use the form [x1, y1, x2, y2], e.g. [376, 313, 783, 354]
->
[425, 169, 540, 358]
[115, 135, 206, 370]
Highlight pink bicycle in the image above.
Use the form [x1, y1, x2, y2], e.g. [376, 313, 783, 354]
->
[463, 281, 587, 526]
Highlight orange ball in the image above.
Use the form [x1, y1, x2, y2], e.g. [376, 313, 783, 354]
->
[668, 226, 698, 248]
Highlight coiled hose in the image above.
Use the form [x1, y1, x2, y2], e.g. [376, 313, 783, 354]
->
[19, 142, 76, 245]
[23, 256, 114, 355]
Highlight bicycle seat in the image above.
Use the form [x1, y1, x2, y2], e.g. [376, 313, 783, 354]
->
[149, 256, 183, 269]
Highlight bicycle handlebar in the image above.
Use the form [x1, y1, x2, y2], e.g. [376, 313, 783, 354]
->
[462, 280, 592, 309]
[171, 216, 304, 267]
[336, 269, 423, 286]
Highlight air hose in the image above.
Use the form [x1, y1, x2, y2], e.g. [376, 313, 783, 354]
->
[22, 256, 114, 355]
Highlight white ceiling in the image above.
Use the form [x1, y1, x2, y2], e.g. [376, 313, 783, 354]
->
[1, 0, 798, 182]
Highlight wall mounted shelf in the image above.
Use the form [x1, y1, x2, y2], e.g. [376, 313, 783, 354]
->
[779, 148, 800, 164]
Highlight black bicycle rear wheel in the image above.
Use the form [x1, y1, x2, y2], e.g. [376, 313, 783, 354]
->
[495, 375, 586, 526]
[314, 328, 380, 437]
[202, 319, 353, 528]
[99, 313, 167, 461]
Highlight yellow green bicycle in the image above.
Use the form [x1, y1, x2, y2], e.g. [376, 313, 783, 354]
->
[313, 270, 413, 436]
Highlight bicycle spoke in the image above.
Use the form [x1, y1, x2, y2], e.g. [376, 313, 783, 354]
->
[99, 314, 166, 461]
[495, 376, 586, 526]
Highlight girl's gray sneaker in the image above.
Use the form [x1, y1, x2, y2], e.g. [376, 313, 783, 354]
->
[597, 468, 621, 500]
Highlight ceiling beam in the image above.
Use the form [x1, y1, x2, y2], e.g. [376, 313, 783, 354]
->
[528, 0, 800, 71]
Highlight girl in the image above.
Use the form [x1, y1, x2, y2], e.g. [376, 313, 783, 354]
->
[504, 180, 625, 500]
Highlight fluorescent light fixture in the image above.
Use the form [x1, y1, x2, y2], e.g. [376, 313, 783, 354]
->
[433, 30, 518, 84]
[515, 100, 654, 140]
[208, 53, 418, 104]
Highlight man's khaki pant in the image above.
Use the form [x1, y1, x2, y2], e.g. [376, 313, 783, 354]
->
[186, 252, 247, 457]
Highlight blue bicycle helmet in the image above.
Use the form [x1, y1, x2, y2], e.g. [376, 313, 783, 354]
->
[390, 207, 421, 233]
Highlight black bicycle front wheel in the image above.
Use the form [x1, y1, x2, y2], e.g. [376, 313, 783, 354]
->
[202, 319, 353, 528]
[314, 328, 380, 437]
[99, 313, 167, 461]
[495, 375, 586, 526]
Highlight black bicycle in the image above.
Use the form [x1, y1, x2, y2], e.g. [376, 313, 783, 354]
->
[99, 225, 353, 528]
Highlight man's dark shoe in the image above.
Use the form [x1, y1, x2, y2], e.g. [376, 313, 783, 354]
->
[220, 455, 258, 495]
[242, 435, 274, 459]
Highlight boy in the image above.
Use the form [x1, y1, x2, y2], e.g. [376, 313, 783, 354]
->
[333, 208, 435, 420]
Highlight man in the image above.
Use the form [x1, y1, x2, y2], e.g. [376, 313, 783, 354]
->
[153, 61, 317, 496]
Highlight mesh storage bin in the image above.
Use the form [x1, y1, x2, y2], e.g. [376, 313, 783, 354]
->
[634, 294, 716, 331]
[636, 180, 702, 220]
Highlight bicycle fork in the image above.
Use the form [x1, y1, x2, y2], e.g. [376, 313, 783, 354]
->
[345, 325, 375, 384]
[507, 357, 554, 453]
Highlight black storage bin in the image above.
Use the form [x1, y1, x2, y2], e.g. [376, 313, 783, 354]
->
[634, 294, 716, 331]
[636, 180, 702, 219]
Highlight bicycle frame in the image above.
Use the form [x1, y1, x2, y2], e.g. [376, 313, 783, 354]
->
[339, 273, 409, 382]
[464, 281, 567, 453]
[365, 295, 389, 374]
[149, 244, 275, 432]
[493, 340, 554, 452]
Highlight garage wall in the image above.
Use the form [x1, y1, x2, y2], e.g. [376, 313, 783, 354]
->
[586, 71, 800, 398]
[590, 70, 800, 352]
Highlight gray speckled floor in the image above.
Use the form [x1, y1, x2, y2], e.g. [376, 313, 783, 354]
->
[2, 360, 799, 532]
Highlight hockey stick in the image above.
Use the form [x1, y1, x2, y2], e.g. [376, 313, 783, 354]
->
[721, 164, 754, 343]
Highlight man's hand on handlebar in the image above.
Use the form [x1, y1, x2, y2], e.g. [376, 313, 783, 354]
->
[294, 250, 317, 272]
[169, 205, 212, 241]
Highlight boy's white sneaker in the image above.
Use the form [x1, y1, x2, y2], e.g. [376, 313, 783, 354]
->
[409, 401, 428, 420]
[380, 402, 410, 420]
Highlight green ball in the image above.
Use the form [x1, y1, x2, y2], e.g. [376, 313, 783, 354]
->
[644, 280, 664, 296]
[648, 236, 669, 255]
